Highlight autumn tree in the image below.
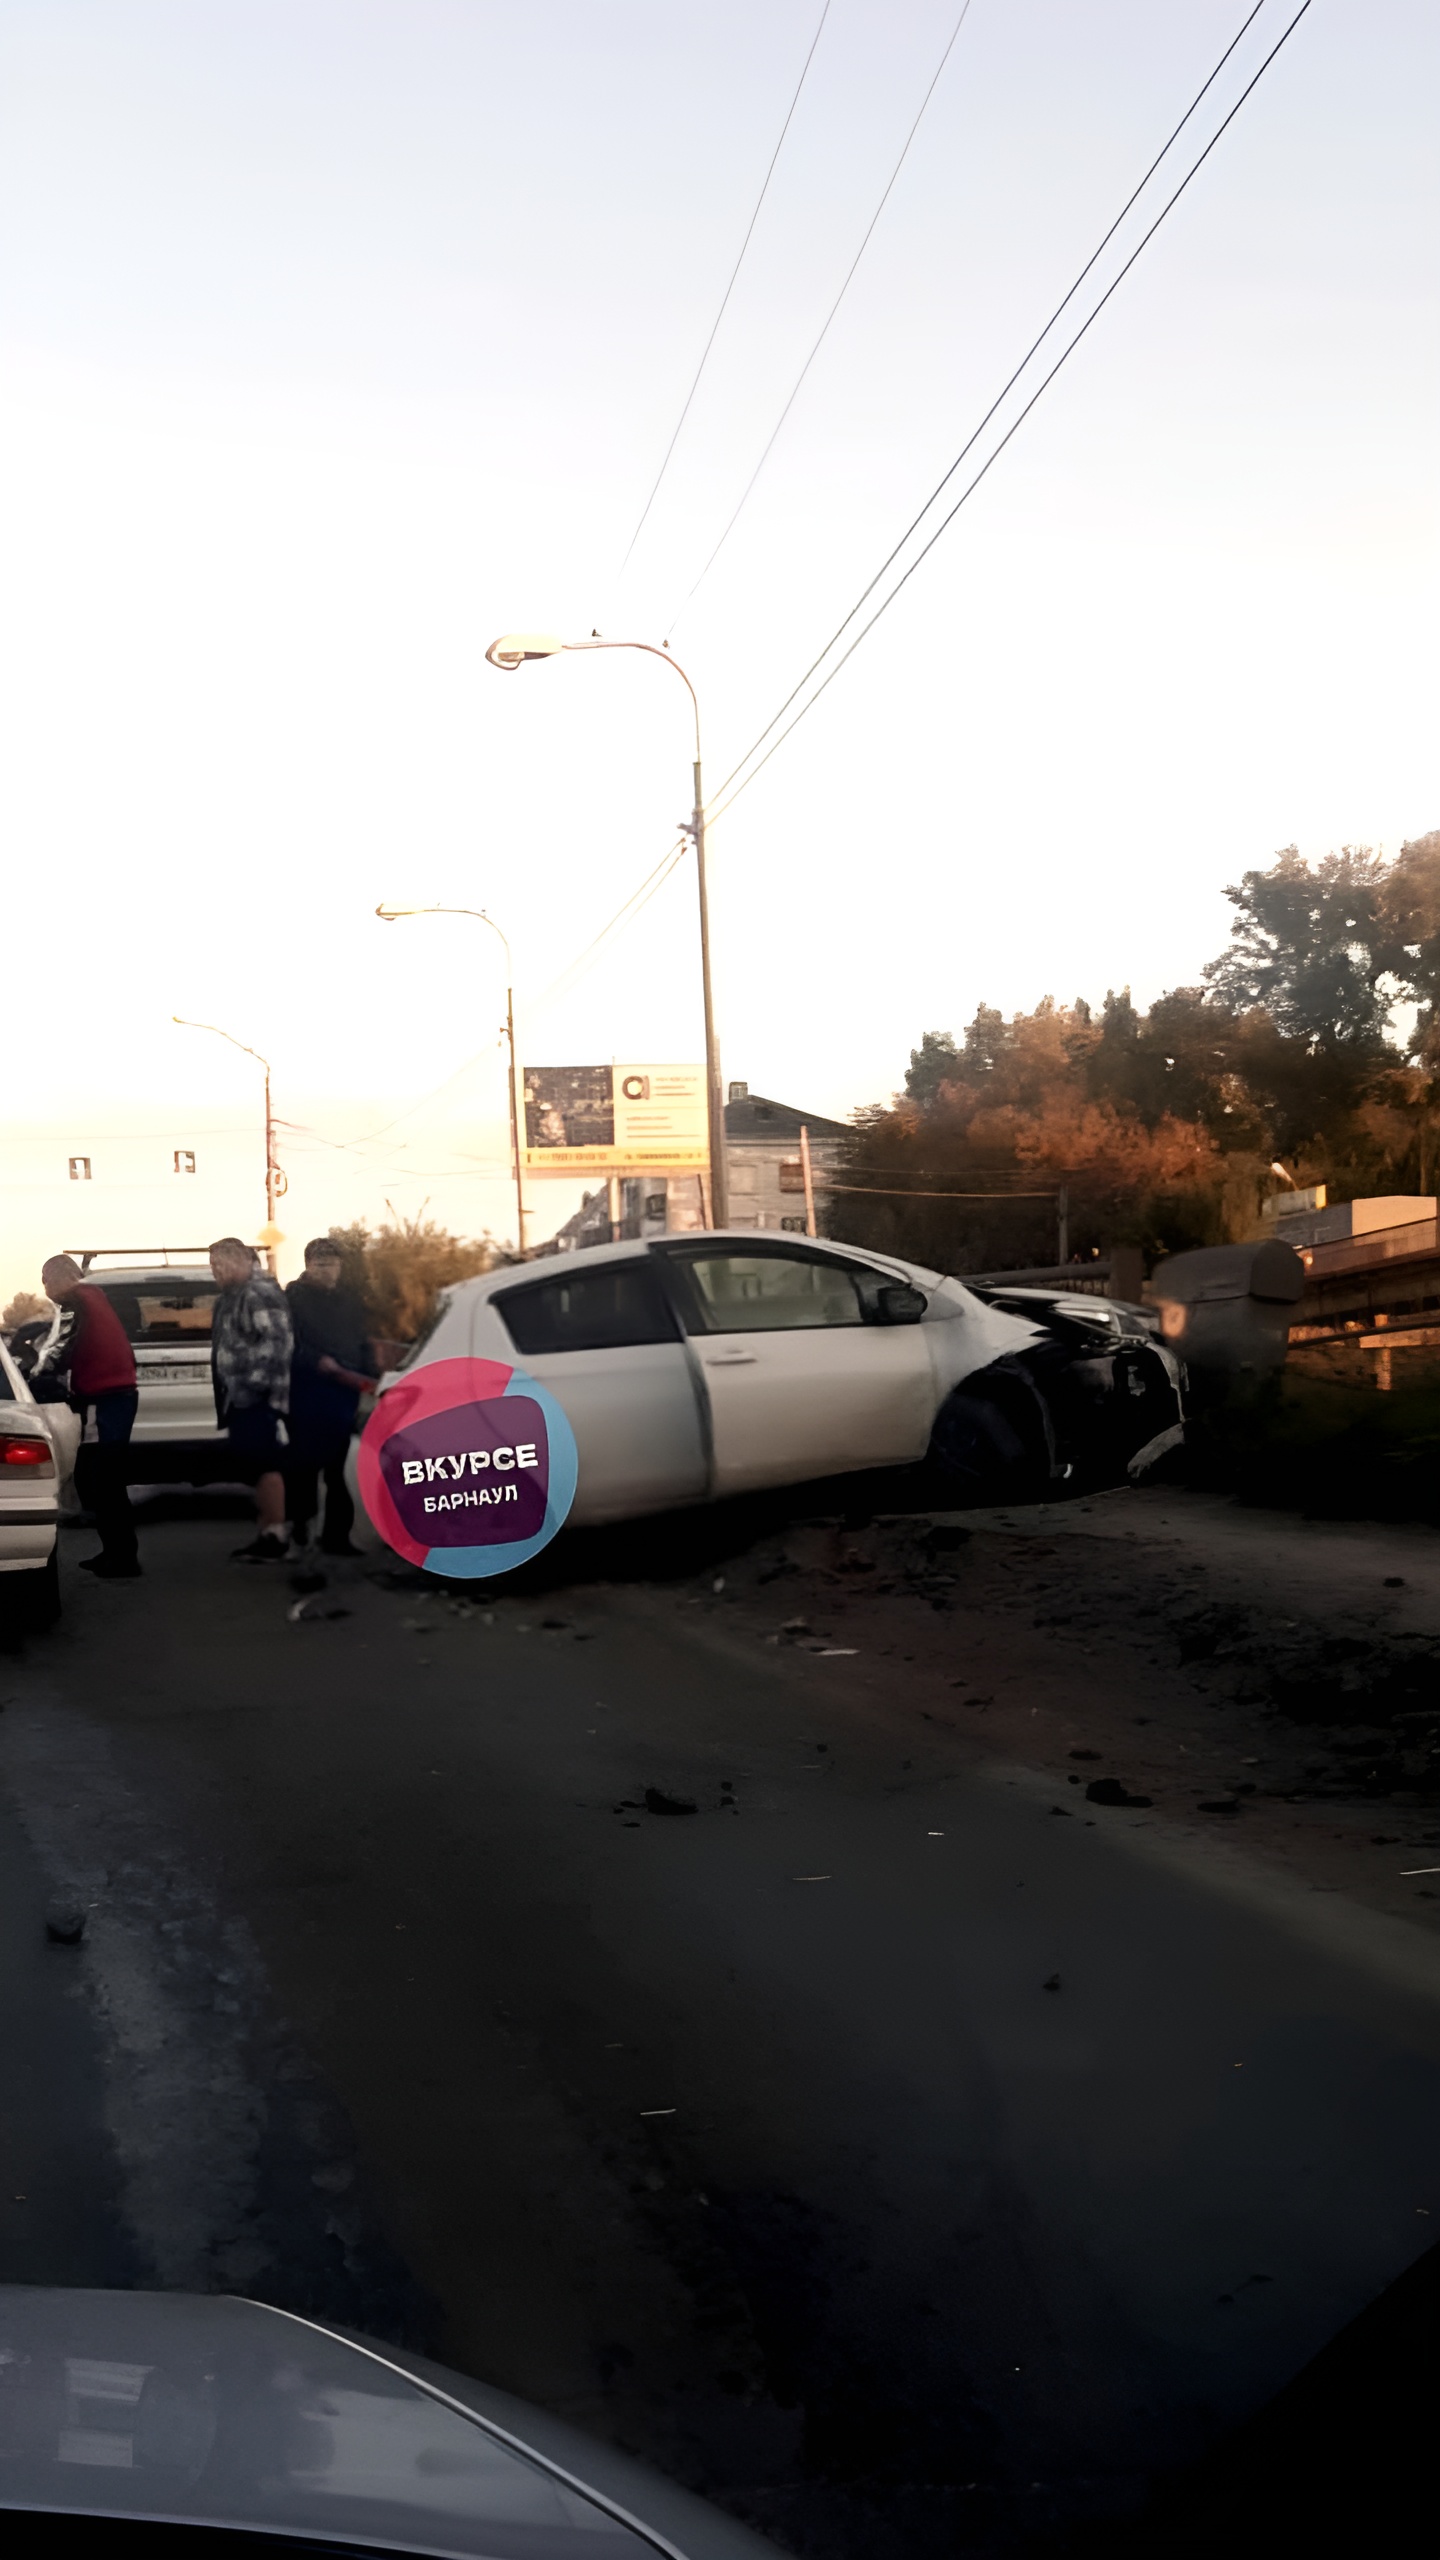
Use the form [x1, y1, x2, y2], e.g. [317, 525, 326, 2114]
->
[1382, 830, 1440, 1062]
[833, 836, 1440, 1273]
[2, 1291, 52, 1330]
[1204, 846, 1407, 1053]
[323, 1213, 503, 1343]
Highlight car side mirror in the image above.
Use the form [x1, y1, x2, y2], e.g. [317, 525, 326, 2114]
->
[877, 1283, 926, 1324]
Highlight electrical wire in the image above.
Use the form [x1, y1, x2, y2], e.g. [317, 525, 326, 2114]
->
[707, 0, 1288, 822]
[616, 0, 833, 579]
[825, 1181, 1058, 1200]
[525, 838, 688, 1017]
[667, 0, 977, 638]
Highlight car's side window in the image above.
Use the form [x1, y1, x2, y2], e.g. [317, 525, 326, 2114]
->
[493, 1263, 681, 1355]
[672, 1250, 865, 1334]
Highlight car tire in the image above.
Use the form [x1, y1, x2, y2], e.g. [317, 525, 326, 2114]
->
[929, 1386, 1050, 1505]
[2, 1549, 61, 1632]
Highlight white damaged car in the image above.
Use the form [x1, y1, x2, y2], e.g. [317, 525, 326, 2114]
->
[351, 1233, 1184, 1543]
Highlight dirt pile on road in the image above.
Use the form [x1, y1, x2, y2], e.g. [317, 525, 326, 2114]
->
[669, 1496, 1440, 1923]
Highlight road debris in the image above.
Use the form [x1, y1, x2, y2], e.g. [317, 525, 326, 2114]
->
[642, 1787, 697, 1817]
[1085, 1778, 1154, 1809]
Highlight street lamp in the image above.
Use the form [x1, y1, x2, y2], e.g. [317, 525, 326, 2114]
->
[172, 1016, 285, 1259]
[484, 632, 728, 1228]
[375, 906, 526, 1255]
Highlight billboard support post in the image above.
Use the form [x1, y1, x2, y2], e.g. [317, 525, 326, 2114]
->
[690, 756, 727, 1230]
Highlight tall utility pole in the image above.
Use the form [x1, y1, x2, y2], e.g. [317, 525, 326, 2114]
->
[484, 632, 729, 1228]
[375, 907, 526, 1254]
[173, 1017, 283, 1260]
[687, 751, 727, 1229]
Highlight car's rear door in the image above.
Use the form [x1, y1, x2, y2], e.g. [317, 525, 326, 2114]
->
[660, 1241, 935, 1495]
[488, 1257, 707, 1524]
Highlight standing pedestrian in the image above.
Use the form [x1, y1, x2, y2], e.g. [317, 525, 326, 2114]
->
[209, 1237, 293, 1562]
[285, 1237, 376, 1557]
[32, 1255, 141, 1578]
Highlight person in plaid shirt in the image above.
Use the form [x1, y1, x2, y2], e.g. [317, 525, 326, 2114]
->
[209, 1237, 294, 1562]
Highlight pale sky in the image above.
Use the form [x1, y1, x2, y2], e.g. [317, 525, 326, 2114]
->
[2, 0, 1435, 1293]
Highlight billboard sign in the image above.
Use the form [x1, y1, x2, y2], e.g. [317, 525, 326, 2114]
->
[522, 1063, 708, 1172]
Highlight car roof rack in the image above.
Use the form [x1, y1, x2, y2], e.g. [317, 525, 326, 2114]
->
[66, 1248, 222, 1271]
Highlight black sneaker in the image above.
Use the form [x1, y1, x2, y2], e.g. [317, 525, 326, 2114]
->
[79, 1555, 143, 1579]
[230, 1532, 290, 1564]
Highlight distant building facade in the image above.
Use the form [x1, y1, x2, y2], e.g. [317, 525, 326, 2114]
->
[721, 1085, 847, 1234]
[535, 1082, 850, 1251]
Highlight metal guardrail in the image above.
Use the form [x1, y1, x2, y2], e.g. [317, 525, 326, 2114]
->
[964, 1260, 1113, 1298]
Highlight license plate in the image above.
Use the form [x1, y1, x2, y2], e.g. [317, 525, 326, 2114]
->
[140, 1365, 207, 1386]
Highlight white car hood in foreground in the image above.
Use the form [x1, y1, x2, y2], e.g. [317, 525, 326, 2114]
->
[0, 2287, 777, 2558]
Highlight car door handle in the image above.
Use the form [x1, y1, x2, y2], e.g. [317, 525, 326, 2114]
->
[704, 1351, 758, 1366]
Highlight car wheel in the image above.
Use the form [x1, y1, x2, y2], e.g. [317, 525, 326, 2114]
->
[2, 1549, 61, 1632]
[929, 1387, 1050, 1505]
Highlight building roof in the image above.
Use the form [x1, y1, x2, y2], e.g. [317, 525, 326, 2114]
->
[723, 1090, 849, 1144]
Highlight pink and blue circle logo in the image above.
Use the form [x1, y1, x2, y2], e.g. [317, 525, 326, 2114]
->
[357, 1356, 578, 1580]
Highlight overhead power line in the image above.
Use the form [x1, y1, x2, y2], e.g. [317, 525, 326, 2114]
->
[667, 0, 977, 638]
[525, 837, 688, 1017]
[616, 0, 833, 579]
[826, 1181, 1058, 1200]
[709, 0, 1299, 824]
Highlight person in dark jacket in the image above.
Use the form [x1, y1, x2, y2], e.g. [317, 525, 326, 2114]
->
[33, 1255, 141, 1577]
[284, 1238, 376, 1556]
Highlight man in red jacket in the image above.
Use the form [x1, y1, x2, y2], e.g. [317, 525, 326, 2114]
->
[33, 1255, 141, 1578]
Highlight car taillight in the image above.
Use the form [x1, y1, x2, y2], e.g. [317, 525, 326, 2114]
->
[0, 1434, 54, 1470]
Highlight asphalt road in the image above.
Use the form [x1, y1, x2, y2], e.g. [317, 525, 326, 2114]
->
[4, 1500, 1440, 2555]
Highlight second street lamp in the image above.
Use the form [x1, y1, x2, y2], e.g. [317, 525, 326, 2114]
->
[484, 632, 728, 1228]
[374, 905, 526, 1255]
[172, 1015, 286, 1261]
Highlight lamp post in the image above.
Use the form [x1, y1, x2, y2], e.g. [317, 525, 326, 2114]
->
[375, 906, 526, 1255]
[172, 1016, 284, 1260]
[483, 632, 728, 1229]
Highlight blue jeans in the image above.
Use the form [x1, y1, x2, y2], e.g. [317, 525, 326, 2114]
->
[77, 1387, 139, 1566]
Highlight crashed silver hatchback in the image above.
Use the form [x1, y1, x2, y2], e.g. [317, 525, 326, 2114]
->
[0, 2288, 776, 2557]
